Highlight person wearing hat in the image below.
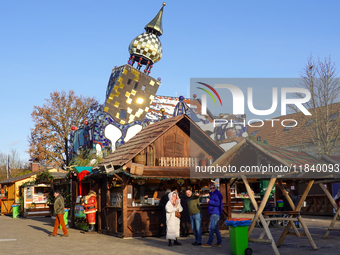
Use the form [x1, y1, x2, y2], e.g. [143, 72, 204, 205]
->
[49, 190, 68, 237]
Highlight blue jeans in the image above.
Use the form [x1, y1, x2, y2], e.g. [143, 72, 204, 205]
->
[190, 213, 202, 243]
[207, 214, 222, 245]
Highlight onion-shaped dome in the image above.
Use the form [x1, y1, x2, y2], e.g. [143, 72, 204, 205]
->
[128, 32, 162, 64]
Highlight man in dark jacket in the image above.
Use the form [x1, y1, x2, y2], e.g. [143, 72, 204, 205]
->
[186, 188, 202, 245]
[49, 190, 68, 237]
[202, 184, 222, 248]
[180, 191, 190, 237]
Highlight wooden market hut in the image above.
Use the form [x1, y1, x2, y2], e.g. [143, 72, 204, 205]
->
[0, 172, 37, 215]
[90, 114, 228, 238]
[0, 169, 67, 217]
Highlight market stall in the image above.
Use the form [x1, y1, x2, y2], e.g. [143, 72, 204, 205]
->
[91, 115, 228, 238]
[23, 184, 51, 217]
[0, 172, 37, 215]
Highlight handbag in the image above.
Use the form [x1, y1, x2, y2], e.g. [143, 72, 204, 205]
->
[175, 211, 181, 218]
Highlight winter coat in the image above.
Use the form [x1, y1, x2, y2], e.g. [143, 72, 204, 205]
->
[291, 195, 300, 208]
[187, 194, 201, 215]
[159, 192, 170, 224]
[54, 195, 65, 215]
[208, 189, 223, 215]
[166, 192, 183, 240]
[281, 193, 293, 211]
[180, 193, 190, 222]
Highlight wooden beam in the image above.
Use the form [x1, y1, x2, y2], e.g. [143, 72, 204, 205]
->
[278, 180, 295, 210]
[113, 173, 124, 183]
[296, 180, 314, 211]
[249, 238, 272, 244]
[242, 175, 280, 255]
[98, 183, 102, 232]
[318, 183, 338, 210]
[298, 215, 318, 250]
[227, 181, 232, 218]
[248, 177, 276, 235]
[264, 218, 298, 221]
[122, 175, 128, 238]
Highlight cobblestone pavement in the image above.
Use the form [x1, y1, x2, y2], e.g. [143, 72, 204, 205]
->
[1, 214, 340, 255]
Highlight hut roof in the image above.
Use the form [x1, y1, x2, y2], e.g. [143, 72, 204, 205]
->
[210, 138, 339, 179]
[96, 114, 224, 170]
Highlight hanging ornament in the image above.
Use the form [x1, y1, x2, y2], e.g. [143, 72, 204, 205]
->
[177, 179, 184, 186]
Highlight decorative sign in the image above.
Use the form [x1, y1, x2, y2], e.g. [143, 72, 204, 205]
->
[137, 180, 145, 185]
[75, 205, 86, 218]
[177, 179, 185, 186]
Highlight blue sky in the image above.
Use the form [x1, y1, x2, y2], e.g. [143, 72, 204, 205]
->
[1, 0, 340, 161]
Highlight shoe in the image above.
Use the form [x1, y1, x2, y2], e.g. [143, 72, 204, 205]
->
[193, 242, 202, 246]
[174, 240, 182, 246]
[213, 243, 222, 247]
[60, 235, 69, 237]
[192, 242, 198, 245]
[48, 234, 56, 237]
[201, 244, 212, 248]
[168, 241, 172, 246]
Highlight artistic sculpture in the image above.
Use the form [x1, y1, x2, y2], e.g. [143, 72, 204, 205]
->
[83, 190, 97, 232]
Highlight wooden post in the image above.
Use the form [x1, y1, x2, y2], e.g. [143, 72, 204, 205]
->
[227, 180, 232, 218]
[122, 175, 128, 238]
[98, 178, 102, 232]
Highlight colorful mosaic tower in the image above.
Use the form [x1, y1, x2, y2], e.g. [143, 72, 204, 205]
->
[92, 4, 165, 154]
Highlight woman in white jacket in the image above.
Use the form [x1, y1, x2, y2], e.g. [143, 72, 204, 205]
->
[166, 191, 183, 246]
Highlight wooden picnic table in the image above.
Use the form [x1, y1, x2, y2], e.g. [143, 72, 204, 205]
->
[241, 175, 318, 255]
[314, 179, 340, 239]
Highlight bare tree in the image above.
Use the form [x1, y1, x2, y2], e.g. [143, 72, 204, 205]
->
[0, 149, 29, 181]
[290, 55, 340, 156]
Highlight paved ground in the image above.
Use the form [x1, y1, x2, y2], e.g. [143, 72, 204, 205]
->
[1, 214, 340, 255]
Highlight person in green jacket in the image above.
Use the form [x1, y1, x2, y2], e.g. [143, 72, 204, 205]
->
[186, 188, 202, 245]
[49, 190, 69, 237]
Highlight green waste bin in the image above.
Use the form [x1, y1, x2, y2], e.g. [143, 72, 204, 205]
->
[11, 204, 20, 218]
[59, 208, 70, 229]
[225, 218, 252, 255]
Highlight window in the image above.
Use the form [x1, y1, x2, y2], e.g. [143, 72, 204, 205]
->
[306, 119, 314, 126]
[134, 82, 139, 90]
[127, 79, 132, 85]
[283, 122, 296, 131]
[251, 130, 259, 136]
[120, 109, 127, 119]
[330, 113, 338, 121]
[141, 85, 146, 91]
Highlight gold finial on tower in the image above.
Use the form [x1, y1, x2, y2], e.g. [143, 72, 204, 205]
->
[144, 3, 165, 36]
